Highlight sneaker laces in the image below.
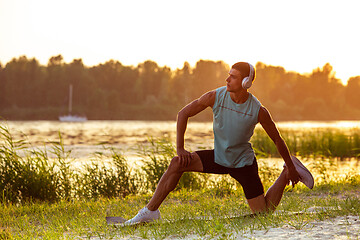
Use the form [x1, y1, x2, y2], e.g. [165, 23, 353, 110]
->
[137, 208, 149, 217]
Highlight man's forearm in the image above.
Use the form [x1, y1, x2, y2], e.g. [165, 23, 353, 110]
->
[175, 96, 210, 151]
[176, 110, 188, 150]
[276, 138, 295, 169]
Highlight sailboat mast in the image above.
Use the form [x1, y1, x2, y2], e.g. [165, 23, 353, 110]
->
[69, 84, 73, 114]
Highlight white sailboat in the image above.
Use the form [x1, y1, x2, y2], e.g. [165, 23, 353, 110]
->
[59, 84, 87, 122]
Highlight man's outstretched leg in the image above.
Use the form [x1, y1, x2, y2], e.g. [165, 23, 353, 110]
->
[247, 167, 289, 213]
[125, 152, 203, 225]
[247, 156, 314, 213]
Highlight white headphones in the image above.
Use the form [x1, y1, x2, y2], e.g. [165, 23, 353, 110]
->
[242, 63, 254, 89]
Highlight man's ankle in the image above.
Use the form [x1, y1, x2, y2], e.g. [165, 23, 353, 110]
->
[146, 205, 157, 211]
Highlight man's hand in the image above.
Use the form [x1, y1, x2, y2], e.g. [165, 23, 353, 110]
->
[176, 148, 192, 167]
[287, 165, 300, 188]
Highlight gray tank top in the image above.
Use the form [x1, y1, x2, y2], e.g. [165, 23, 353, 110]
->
[212, 86, 261, 168]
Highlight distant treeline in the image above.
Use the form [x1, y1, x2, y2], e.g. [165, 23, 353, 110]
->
[0, 55, 359, 121]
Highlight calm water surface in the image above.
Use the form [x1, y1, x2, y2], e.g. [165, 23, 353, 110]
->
[2, 120, 214, 165]
[2, 120, 360, 168]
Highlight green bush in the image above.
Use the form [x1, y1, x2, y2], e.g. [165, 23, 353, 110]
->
[139, 137, 202, 192]
[0, 126, 61, 202]
[0, 126, 139, 203]
[75, 148, 139, 199]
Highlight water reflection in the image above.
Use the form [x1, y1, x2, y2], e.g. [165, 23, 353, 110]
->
[2, 121, 214, 165]
[1, 120, 359, 179]
[4, 120, 360, 146]
[2, 120, 360, 165]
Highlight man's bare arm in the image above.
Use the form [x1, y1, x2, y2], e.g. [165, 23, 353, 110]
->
[176, 90, 216, 166]
[258, 106, 300, 186]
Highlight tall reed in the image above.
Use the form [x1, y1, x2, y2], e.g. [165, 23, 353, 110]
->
[139, 137, 203, 192]
[1, 123, 359, 204]
[0, 125, 139, 203]
[75, 148, 139, 199]
[251, 127, 360, 159]
[0, 126, 61, 202]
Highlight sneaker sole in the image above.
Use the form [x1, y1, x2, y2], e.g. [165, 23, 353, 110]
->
[123, 210, 161, 226]
[123, 217, 160, 226]
[291, 156, 314, 189]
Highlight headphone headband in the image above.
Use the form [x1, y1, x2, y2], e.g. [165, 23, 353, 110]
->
[248, 63, 254, 82]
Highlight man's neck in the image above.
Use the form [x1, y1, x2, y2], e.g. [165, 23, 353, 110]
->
[230, 91, 249, 104]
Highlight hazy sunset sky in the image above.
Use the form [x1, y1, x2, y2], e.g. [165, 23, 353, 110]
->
[1, 0, 359, 84]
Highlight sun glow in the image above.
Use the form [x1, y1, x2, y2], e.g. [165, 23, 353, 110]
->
[276, 121, 360, 130]
[0, 0, 359, 85]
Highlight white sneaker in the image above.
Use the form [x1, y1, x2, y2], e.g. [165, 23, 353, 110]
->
[285, 156, 314, 189]
[124, 207, 160, 225]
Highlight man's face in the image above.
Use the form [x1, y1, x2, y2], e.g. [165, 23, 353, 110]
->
[226, 68, 243, 92]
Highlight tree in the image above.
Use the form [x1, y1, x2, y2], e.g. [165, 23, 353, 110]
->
[345, 76, 360, 109]
[65, 58, 93, 114]
[307, 63, 345, 119]
[252, 63, 287, 107]
[157, 66, 172, 103]
[46, 55, 67, 107]
[191, 60, 228, 99]
[0, 55, 359, 121]
[170, 62, 193, 105]
[136, 60, 171, 104]
[2, 56, 45, 108]
[0, 63, 4, 110]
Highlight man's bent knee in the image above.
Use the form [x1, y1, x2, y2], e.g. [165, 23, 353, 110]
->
[168, 156, 185, 173]
[247, 194, 267, 214]
[169, 153, 203, 173]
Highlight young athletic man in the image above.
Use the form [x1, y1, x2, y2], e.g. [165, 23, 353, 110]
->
[125, 62, 314, 224]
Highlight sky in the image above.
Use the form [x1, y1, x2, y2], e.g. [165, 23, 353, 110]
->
[0, 0, 359, 85]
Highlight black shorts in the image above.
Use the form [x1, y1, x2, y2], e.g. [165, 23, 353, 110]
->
[196, 149, 264, 199]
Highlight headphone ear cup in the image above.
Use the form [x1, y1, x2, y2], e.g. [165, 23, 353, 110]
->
[242, 77, 252, 89]
[242, 62, 254, 89]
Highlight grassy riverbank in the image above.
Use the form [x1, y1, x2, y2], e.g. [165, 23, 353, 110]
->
[1, 181, 359, 239]
[1, 124, 360, 239]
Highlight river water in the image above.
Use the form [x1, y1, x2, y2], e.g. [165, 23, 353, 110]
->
[1, 120, 360, 170]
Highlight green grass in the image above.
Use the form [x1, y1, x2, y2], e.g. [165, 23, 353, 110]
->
[1, 181, 359, 239]
[1, 124, 360, 239]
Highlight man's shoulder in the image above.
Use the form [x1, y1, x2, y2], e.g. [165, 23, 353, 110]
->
[199, 86, 227, 108]
[214, 86, 227, 99]
[216, 86, 227, 93]
[249, 93, 262, 107]
[198, 90, 216, 107]
[258, 105, 273, 124]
